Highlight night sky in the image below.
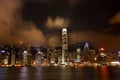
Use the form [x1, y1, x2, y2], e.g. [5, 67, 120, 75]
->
[0, 0, 120, 51]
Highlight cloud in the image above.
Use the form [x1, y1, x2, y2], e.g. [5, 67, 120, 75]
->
[69, 31, 120, 51]
[19, 22, 47, 46]
[0, 0, 46, 46]
[69, 0, 79, 7]
[48, 35, 61, 47]
[45, 30, 120, 50]
[109, 12, 120, 24]
[44, 16, 70, 29]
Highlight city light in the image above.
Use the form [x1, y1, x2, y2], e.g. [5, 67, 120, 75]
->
[1, 50, 5, 53]
[110, 61, 120, 66]
[0, 0, 120, 80]
[118, 51, 120, 54]
[24, 51, 27, 53]
[100, 48, 104, 51]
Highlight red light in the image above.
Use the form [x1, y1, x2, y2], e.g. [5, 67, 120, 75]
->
[100, 48, 104, 51]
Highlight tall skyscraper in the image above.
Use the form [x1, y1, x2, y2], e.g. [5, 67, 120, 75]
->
[84, 43, 89, 49]
[76, 48, 81, 62]
[62, 28, 68, 64]
[23, 51, 28, 66]
[35, 52, 42, 66]
[10, 44, 16, 65]
[11, 54, 16, 66]
[27, 45, 31, 55]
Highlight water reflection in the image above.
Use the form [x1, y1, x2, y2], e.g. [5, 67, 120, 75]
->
[60, 67, 72, 80]
[101, 66, 109, 80]
[35, 67, 43, 80]
[19, 67, 28, 80]
[0, 66, 120, 80]
[0, 68, 8, 80]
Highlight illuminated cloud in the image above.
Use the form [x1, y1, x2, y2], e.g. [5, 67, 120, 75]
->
[0, 0, 46, 45]
[44, 16, 70, 29]
[48, 35, 61, 47]
[46, 31, 120, 50]
[109, 12, 120, 24]
[69, 31, 120, 51]
[19, 22, 47, 46]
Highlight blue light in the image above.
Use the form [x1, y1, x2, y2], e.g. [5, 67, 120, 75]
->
[84, 42, 89, 48]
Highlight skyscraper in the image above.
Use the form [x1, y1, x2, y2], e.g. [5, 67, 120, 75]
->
[76, 48, 81, 62]
[35, 52, 42, 66]
[10, 44, 16, 66]
[23, 51, 28, 66]
[61, 28, 68, 64]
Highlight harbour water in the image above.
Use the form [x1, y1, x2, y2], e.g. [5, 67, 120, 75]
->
[0, 66, 120, 80]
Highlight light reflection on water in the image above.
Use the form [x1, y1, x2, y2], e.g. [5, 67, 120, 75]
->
[101, 66, 109, 80]
[0, 66, 120, 80]
[19, 67, 28, 80]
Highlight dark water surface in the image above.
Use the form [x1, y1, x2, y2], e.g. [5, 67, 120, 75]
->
[0, 66, 120, 80]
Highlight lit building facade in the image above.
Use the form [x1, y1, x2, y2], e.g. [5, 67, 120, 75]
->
[23, 51, 28, 66]
[62, 28, 68, 64]
[10, 45, 16, 66]
[11, 54, 16, 66]
[4, 55, 9, 65]
[35, 52, 42, 66]
[76, 48, 81, 62]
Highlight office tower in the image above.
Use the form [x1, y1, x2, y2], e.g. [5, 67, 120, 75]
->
[82, 42, 90, 62]
[35, 52, 42, 66]
[17, 42, 25, 65]
[62, 28, 68, 64]
[23, 51, 28, 66]
[11, 54, 16, 66]
[27, 45, 33, 66]
[10, 44, 16, 66]
[27, 45, 31, 55]
[4, 53, 9, 65]
[76, 48, 81, 62]
[84, 43, 89, 50]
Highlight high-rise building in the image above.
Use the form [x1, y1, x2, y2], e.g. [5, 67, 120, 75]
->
[4, 53, 9, 65]
[76, 48, 81, 62]
[17, 42, 25, 62]
[61, 28, 68, 64]
[82, 42, 90, 62]
[27, 45, 31, 55]
[84, 43, 89, 50]
[11, 54, 16, 66]
[23, 51, 28, 66]
[35, 52, 42, 66]
[10, 44, 16, 66]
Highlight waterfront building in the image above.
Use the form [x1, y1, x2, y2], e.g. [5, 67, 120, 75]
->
[4, 55, 9, 65]
[62, 28, 68, 64]
[10, 45, 16, 66]
[23, 51, 28, 66]
[35, 52, 43, 66]
[76, 48, 81, 62]
[11, 54, 16, 66]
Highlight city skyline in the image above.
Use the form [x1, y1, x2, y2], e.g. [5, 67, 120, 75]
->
[1, 1, 120, 80]
[0, 0, 120, 51]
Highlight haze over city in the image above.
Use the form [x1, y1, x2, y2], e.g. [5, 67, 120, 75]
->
[0, 0, 120, 51]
